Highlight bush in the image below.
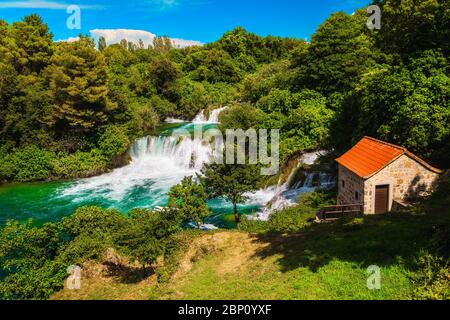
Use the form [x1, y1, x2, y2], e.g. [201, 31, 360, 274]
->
[413, 252, 450, 300]
[12, 146, 55, 182]
[98, 125, 130, 160]
[0, 154, 16, 182]
[51, 150, 107, 179]
[241, 191, 334, 234]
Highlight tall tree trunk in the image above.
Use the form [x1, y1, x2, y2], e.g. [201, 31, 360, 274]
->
[233, 202, 240, 226]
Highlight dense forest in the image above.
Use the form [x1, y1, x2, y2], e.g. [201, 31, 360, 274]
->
[1, 0, 449, 184]
[0, 0, 449, 300]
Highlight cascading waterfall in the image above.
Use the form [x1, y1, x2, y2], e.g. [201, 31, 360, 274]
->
[61, 135, 214, 206]
[60, 107, 230, 211]
[164, 117, 186, 124]
[57, 107, 333, 226]
[193, 106, 228, 124]
[250, 151, 335, 221]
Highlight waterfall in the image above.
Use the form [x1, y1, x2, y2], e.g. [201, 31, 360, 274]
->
[193, 107, 228, 124]
[249, 151, 335, 220]
[164, 117, 186, 124]
[60, 106, 230, 211]
[61, 135, 214, 204]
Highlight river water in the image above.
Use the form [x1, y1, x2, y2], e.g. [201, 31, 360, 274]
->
[0, 109, 334, 228]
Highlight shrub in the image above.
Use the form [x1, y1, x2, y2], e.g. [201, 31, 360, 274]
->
[413, 252, 450, 300]
[0, 154, 16, 182]
[51, 150, 107, 179]
[241, 191, 334, 234]
[12, 146, 55, 182]
[97, 125, 130, 160]
[268, 206, 316, 233]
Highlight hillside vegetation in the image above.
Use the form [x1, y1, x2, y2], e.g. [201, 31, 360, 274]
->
[1, 0, 449, 184]
[1, 0, 449, 300]
[51, 181, 450, 300]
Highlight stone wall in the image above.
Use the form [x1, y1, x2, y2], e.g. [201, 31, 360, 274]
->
[364, 155, 440, 214]
[337, 165, 365, 207]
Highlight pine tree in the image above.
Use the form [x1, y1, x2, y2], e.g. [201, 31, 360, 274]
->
[98, 36, 107, 51]
[44, 35, 116, 134]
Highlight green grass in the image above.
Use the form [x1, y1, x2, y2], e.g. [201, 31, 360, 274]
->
[52, 184, 450, 300]
[146, 209, 448, 300]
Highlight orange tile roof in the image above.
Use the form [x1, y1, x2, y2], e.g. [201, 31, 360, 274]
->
[336, 137, 443, 179]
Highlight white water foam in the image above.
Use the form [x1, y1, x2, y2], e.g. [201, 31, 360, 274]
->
[60, 107, 231, 207]
[249, 151, 334, 221]
[164, 118, 186, 124]
[61, 136, 214, 204]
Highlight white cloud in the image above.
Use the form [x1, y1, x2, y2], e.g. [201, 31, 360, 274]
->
[89, 29, 202, 49]
[0, 0, 102, 10]
[56, 36, 80, 43]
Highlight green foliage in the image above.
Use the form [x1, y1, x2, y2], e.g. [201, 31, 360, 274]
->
[98, 125, 130, 159]
[0, 205, 192, 299]
[116, 208, 183, 275]
[175, 78, 208, 119]
[240, 60, 293, 103]
[1, 146, 55, 182]
[376, 0, 450, 57]
[334, 49, 450, 166]
[412, 252, 450, 300]
[292, 10, 379, 94]
[241, 191, 334, 233]
[200, 162, 261, 224]
[0, 220, 66, 299]
[219, 103, 265, 131]
[257, 88, 293, 114]
[148, 57, 181, 100]
[169, 177, 211, 228]
[185, 48, 242, 83]
[216, 27, 304, 64]
[44, 35, 116, 133]
[51, 150, 107, 179]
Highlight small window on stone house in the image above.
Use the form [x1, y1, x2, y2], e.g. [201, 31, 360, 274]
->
[355, 191, 360, 201]
[342, 180, 345, 188]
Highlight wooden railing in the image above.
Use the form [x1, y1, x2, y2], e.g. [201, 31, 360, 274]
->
[316, 204, 364, 221]
[392, 199, 412, 211]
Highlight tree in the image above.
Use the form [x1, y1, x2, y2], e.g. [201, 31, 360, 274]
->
[8, 14, 54, 74]
[116, 208, 182, 276]
[375, 0, 450, 58]
[333, 49, 450, 167]
[169, 177, 211, 228]
[153, 36, 173, 52]
[292, 10, 379, 94]
[44, 35, 117, 135]
[98, 36, 107, 51]
[199, 163, 260, 226]
[0, 220, 66, 300]
[97, 125, 130, 159]
[148, 57, 181, 100]
[184, 48, 242, 83]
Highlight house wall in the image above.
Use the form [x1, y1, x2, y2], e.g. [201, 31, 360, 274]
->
[364, 155, 440, 214]
[337, 165, 365, 208]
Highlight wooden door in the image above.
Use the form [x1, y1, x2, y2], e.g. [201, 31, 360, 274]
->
[375, 185, 389, 214]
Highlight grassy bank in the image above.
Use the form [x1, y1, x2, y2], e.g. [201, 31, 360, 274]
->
[52, 208, 449, 300]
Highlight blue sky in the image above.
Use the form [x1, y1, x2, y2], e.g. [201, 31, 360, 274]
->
[0, 0, 370, 43]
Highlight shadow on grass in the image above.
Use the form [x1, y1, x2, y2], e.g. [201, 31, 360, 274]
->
[249, 211, 448, 273]
[103, 262, 150, 284]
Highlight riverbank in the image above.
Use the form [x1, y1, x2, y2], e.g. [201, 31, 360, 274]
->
[51, 207, 449, 300]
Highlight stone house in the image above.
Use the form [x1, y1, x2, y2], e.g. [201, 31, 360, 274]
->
[336, 137, 443, 214]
